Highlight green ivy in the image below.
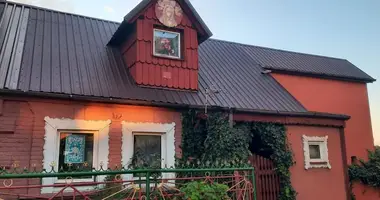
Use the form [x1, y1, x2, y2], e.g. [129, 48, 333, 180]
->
[249, 122, 296, 200]
[348, 146, 380, 200]
[181, 110, 251, 167]
[181, 109, 296, 200]
[180, 181, 229, 200]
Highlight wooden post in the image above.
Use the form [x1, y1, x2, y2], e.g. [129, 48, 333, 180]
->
[0, 99, 3, 116]
[229, 109, 233, 128]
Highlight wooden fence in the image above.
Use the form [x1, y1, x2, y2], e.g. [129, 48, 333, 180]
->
[250, 154, 280, 200]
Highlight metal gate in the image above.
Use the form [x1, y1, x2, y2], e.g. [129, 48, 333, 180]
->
[250, 154, 280, 200]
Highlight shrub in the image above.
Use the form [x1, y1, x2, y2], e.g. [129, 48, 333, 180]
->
[180, 181, 229, 200]
[349, 146, 380, 188]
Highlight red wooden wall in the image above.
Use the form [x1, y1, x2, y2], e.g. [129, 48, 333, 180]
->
[121, 3, 199, 90]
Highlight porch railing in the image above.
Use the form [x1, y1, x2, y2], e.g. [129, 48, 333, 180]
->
[0, 165, 256, 200]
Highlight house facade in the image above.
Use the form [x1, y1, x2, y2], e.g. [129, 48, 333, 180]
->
[0, 0, 376, 199]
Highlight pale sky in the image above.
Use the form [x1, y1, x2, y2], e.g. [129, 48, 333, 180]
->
[10, 0, 380, 145]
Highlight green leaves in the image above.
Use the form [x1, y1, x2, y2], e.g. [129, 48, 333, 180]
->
[249, 122, 296, 200]
[349, 146, 380, 188]
[181, 110, 251, 168]
[180, 181, 229, 200]
[181, 109, 296, 200]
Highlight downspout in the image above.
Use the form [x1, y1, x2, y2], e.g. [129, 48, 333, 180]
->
[339, 127, 350, 200]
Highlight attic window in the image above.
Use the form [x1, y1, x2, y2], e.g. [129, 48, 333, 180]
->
[153, 29, 181, 59]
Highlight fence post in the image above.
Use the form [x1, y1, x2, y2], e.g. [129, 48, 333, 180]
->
[146, 171, 151, 200]
[252, 168, 257, 200]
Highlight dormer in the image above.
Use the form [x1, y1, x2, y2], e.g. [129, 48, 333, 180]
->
[109, 0, 212, 91]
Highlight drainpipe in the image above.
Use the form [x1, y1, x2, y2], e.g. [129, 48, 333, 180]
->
[339, 127, 350, 200]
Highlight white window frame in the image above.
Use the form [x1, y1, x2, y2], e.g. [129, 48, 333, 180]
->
[121, 122, 176, 183]
[302, 135, 331, 169]
[42, 117, 111, 194]
[153, 28, 181, 59]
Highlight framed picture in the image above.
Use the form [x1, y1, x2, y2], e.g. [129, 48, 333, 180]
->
[64, 134, 86, 164]
[153, 29, 181, 59]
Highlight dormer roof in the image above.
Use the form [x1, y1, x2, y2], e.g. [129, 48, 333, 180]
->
[109, 0, 212, 46]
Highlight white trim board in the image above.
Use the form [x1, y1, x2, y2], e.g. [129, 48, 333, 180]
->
[121, 122, 176, 181]
[42, 117, 111, 194]
[302, 135, 331, 170]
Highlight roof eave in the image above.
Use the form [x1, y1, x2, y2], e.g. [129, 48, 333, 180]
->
[183, 0, 213, 40]
[265, 67, 376, 83]
[0, 89, 350, 121]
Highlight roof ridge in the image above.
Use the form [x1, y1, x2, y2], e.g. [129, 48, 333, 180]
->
[6, 0, 122, 24]
[209, 38, 349, 62]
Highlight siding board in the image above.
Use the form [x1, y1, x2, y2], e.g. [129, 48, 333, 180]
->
[58, 13, 71, 94]
[72, 15, 91, 95]
[78, 16, 99, 96]
[65, 14, 81, 94]
[0, 6, 20, 87]
[0, 5, 13, 57]
[6, 7, 29, 89]
[29, 8, 43, 91]
[50, 11, 61, 93]
[17, 7, 36, 91]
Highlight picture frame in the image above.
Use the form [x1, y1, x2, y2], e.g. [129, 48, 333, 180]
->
[153, 29, 181, 59]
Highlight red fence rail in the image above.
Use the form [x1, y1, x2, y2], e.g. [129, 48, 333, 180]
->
[250, 154, 280, 200]
[0, 167, 256, 200]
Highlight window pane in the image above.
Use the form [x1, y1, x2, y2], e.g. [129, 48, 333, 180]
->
[154, 30, 180, 58]
[58, 133, 93, 175]
[132, 135, 161, 169]
[309, 144, 321, 159]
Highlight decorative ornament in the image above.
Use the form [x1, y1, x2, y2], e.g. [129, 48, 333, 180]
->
[155, 0, 183, 27]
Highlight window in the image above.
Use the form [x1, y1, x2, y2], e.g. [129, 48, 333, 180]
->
[308, 144, 321, 159]
[58, 133, 94, 177]
[302, 135, 331, 169]
[131, 134, 162, 177]
[132, 134, 162, 169]
[122, 122, 176, 181]
[153, 29, 181, 59]
[42, 117, 111, 193]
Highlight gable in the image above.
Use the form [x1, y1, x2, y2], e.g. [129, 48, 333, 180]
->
[109, 0, 212, 46]
[118, 0, 201, 90]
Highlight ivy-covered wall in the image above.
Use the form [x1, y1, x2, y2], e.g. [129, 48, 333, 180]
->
[349, 146, 380, 200]
[181, 109, 296, 200]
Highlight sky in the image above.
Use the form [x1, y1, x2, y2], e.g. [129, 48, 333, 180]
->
[10, 0, 380, 144]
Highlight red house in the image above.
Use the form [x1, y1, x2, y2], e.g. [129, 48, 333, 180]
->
[0, 0, 376, 199]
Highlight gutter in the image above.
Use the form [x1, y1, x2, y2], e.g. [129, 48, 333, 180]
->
[0, 89, 350, 121]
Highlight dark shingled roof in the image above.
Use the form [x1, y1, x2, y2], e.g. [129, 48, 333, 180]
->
[0, 2, 374, 115]
[239, 42, 376, 83]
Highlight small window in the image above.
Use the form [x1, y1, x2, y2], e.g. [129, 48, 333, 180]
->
[58, 133, 94, 177]
[302, 135, 331, 169]
[153, 29, 181, 59]
[308, 144, 321, 159]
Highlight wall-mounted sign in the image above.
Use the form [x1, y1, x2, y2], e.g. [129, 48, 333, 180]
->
[155, 0, 183, 27]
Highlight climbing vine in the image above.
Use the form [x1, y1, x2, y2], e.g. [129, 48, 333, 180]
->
[181, 109, 251, 167]
[180, 109, 296, 200]
[348, 146, 380, 200]
[249, 122, 296, 200]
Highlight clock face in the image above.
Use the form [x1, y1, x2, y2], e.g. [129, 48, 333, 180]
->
[155, 0, 183, 27]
